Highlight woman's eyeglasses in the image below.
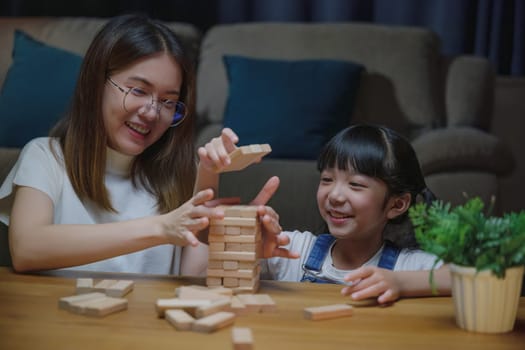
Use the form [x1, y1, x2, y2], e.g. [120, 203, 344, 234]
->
[107, 77, 187, 127]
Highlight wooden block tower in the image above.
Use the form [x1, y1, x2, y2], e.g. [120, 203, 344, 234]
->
[207, 205, 263, 293]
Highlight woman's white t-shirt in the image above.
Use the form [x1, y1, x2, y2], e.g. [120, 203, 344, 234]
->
[0, 137, 180, 274]
[262, 230, 442, 282]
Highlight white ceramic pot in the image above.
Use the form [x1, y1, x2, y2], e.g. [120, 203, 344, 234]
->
[449, 263, 524, 333]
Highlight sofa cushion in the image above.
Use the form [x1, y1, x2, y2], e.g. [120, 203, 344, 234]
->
[0, 30, 82, 147]
[222, 55, 363, 159]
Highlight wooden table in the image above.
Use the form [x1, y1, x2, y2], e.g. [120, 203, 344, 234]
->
[1, 267, 524, 349]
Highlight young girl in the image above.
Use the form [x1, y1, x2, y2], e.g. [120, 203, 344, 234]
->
[262, 124, 451, 304]
[0, 14, 287, 275]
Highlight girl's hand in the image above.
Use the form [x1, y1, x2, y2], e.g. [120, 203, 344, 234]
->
[160, 189, 225, 246]
[197, 128, 239, 172]
[250, 176, 300, 260]
[341, 266, 401, 304]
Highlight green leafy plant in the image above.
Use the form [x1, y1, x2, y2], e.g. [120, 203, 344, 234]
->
[409, 197, 525, 279]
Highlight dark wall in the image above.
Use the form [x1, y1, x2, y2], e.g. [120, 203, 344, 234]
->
[0, 0, 219, 32]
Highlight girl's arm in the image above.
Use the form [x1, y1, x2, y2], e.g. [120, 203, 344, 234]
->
[9, 186, 221, 272]
[341, 265, 451, 304]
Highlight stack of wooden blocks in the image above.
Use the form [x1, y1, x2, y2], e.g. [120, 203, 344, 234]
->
[206, 205, 263, 293]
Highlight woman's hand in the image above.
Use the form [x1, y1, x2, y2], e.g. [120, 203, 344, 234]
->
[197, 128, 239, 172]
[341, 266, 401, 304]
[160, 189, 225, 247]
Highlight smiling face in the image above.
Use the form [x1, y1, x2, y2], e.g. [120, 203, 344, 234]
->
[316, 166, 396, 242]
[102, 53, 183, 156]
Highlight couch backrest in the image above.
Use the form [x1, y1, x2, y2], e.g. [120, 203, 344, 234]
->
[0, 17, 202, 88]
[197, 22, 446, 140]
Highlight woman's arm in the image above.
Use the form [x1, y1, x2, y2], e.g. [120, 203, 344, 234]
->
[9, 186, 221, 272]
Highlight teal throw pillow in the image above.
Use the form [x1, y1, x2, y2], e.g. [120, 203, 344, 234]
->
[0, 31, 83, 147]
[223, 55, 364, 159]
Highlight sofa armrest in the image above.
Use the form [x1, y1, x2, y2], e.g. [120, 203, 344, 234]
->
[446, 56, 494, 130]
[412, 127, 514, 176]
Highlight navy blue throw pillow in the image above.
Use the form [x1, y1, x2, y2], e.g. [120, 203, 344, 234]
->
[223, 55, 364, 159]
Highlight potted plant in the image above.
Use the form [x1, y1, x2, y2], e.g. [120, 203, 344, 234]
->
[409, 197, 525, 333]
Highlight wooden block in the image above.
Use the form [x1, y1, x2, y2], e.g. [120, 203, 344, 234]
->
[225, 242, 242, 251]
[240, 243, 256, 252]
[180, 284, 233, 296]
[238, 261, 258, 269]
[209, 242, 226, 252]
[229, 296, 248, 315]
[156, 298, 212, 317]
[75, 278, 94, 294]
[82, 296, 128, 317]
[236, 294, 262, 313]
[213, 217, 257, 227]
[207, 286, 234, 296]
[206, 277, 223, 287]
[233, 280, 260, 294]
[238, 206, 258, 218]
[165, 309, 195, 331]
[209, 260, 224, 269]
[192, 311, 236, 333]
[223, 260, 239, 270]
[207, 268, 257, 279]
[175, 286, 227, 301]
[225, 226, 241, 235]
[209, 251, 256, 262]
[207, 268, 225, 277]
[241, 226, 259, 235]
[216, 144, 271, 173]
[209, 234, 259, 243]
[209, 225, 225, 234]
[195, 298, 232, 318]
[219, 205, 242, 217]
[223, 277, 239, 288]
[239, 276, 259, 288]
[93, 279, 118, 292]
[58, 292, 106, 310]
[303, 304, 353, 321]
[232, 327, 254, 350]
[254, 294, 277, 313]
[105, 280, 134, 297]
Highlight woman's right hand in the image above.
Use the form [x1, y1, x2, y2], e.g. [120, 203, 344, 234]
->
[160, 189, 224, 246]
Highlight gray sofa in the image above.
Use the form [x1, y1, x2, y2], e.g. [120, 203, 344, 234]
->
[0, 17, 515, 266]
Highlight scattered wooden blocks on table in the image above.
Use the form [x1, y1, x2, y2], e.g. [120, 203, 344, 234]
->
[303, 304, 353, 321]
[216, 144, 271, 173]
[232, 327, 254, 350]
